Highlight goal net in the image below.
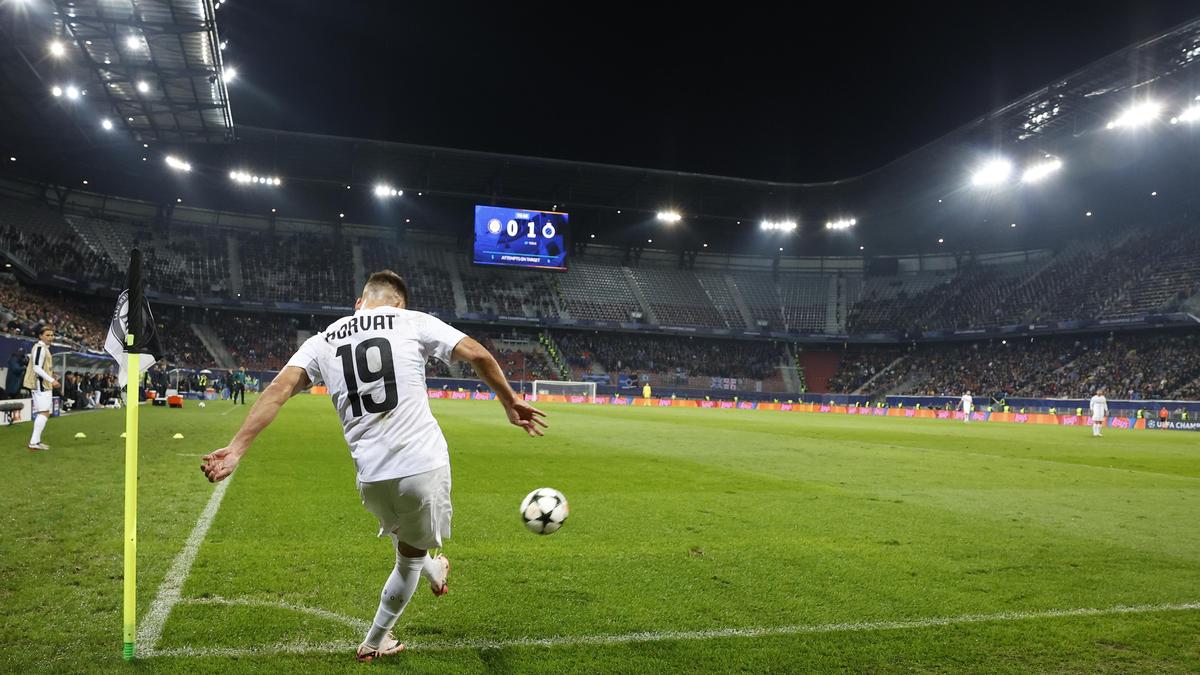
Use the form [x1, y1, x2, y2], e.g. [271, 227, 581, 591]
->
[532, 380, 597, 403]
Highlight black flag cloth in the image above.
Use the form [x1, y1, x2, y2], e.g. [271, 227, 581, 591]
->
[105, 249, 164, 386]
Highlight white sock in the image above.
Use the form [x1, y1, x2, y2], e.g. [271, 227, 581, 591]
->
[29, 415, 48, 445]
[364, 555, 424, 648]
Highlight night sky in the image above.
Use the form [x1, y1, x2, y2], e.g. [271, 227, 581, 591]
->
[218, 2, 1196, 182]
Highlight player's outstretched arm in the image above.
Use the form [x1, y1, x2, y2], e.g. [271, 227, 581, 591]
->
[452, 336, 548, 437]
[201, 365, 311, 482]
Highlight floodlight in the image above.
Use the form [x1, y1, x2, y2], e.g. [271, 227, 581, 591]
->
[136, 80, 150, 93]
[1020, 157, 1063, 183]
[101, 118, 113, 131]
[1105, 101, 1162, 130]
[164, 155, 192, 172]
[224, 67, 237, 83]
[126, 35, 141, 50]
[51, 86, 63, 97]
[656, 210, 682, 223]
[760, 219, 798, 232]
[971, 158, 1012, 186]
[49, 41, 66, 57]
[1171, 104, 1200, 125]
[825, 218, 857, 230]
[65, 85, 80, 100]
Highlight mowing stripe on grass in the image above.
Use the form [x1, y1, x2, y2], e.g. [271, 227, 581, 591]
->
[140, 476, 233, 654]
[147, 600, 1200, 658]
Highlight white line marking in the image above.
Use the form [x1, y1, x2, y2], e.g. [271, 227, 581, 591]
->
[139, 477, 233, 654]
[178, 596, 370, 632]
[221, 406, 240, 416]
[147, 600, 1199, 658]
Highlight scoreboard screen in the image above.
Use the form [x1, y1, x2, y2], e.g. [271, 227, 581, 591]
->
[472, 205, 567, 271]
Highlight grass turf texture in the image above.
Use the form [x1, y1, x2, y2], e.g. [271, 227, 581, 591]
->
[1, 396, 1198, 673]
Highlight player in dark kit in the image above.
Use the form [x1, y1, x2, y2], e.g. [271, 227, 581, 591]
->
[232, 367, 247, 405]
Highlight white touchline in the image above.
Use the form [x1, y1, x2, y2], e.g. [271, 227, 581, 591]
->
[221, 406, 239, 416]
[140, 476, 233, 655]
[148, 600, 1200, 658]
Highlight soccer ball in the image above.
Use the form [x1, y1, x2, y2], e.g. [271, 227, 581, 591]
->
[519, 487, 569, 535]
[198, 402, 206, 408]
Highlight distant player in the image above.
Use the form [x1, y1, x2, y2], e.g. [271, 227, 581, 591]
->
[200, 270, 547, 662]
[24, 325, 58, 451]
[960, 390, 973, 423]
[1089, 388, 1108, 437]
[232, 367, 246, 405]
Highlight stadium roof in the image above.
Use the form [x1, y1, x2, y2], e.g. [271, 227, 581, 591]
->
[0, 0, 232, 147]
[214, 14, 1200, 219]
[2, 10, 1199, 256]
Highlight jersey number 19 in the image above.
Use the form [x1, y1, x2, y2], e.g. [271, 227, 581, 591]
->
[336, 338, 399, 417]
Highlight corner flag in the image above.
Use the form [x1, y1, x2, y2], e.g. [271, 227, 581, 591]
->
[106, 249, 162, 661]
[104, 249, 163, 386]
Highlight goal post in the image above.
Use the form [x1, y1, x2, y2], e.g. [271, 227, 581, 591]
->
[532, 380, 597, 403]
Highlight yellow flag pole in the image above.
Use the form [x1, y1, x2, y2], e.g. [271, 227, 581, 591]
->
[122, 344, 140, 661]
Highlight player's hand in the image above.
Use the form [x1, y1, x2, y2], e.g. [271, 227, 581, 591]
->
[49, 379, 59, 389]
[201, 447, 242, 482]
[505, 400, 548, 437]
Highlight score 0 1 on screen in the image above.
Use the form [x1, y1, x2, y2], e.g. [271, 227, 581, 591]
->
[472, 205, 568, 271]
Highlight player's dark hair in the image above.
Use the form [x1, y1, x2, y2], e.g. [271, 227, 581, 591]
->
[36, 324, 53, 336]
[364, 270, 409, 305]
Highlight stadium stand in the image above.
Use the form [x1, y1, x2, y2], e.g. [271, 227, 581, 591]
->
[205, 311, 304, 371]
[0, 278, 109, 351]
[239, 231, 355, 305]
[459, 264, 561, 319]
[359, 239, 457, 313]
[2, 189, 1199, 402]
[777, 274, 831, 332]
[556, 261, 644, 323]
[834, 331, 1200, 401]
[553, 330, 786, 385]
[693, 271, 749, 329]
[847, 272, 948, 333]
[625, 267, 725, 327]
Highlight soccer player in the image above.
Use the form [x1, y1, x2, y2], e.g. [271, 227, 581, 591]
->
[232, 367, 247, 405]
[960, 390, 973, 423]
[24, 325, 58, 451]
[1089, 388, 1108, 437]
[200, 270, 547, 661]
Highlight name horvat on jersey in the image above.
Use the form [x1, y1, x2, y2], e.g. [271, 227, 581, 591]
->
[326, 314, 397, 342]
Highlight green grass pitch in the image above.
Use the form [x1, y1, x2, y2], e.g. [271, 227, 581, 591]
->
[2, 395, 1199, 673]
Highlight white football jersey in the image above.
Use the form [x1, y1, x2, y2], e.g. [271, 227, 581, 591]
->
[1089, 395, 1107, 419]
[961, 394, 973, 410]
[286, 306, 467, 482]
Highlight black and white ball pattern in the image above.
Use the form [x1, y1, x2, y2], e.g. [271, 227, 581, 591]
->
[520, 487, 569, 535]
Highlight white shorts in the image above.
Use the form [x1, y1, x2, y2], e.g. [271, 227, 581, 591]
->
[357, 464, 452, 551]
[31, 391, 53, 413]
[1092, 416, 1105, 424]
